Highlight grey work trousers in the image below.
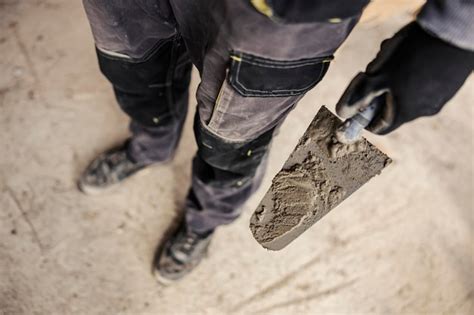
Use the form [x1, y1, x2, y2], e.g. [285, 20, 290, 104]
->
[82, 0, 358, 233]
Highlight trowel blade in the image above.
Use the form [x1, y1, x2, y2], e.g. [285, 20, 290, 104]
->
[250, 106, 391, 250]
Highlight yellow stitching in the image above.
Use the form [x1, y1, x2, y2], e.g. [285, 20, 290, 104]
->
[328, 18, 342, 23]
[209, 82, 225, 127]
[250, 0, 273, 18]
[230, 55, 242, 62]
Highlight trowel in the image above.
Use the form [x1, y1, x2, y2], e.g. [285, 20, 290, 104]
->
[250, 95, 391, 250]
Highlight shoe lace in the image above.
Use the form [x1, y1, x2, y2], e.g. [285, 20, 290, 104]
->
[181, 231, 200, 251]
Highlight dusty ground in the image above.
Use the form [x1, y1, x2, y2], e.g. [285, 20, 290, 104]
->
[0, 1, 472, 314]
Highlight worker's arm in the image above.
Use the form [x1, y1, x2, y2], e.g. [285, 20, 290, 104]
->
[336, 0, 474, 135]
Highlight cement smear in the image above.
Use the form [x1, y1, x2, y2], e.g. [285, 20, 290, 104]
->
[250, 106, 391, 250]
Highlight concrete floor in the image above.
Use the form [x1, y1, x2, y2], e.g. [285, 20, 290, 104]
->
[0, 1, 472, 314]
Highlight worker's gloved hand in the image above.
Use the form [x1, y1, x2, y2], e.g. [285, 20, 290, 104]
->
[336, 22, 474, 135]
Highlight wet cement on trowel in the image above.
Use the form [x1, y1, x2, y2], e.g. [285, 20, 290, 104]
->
[250, 106, 391, 250]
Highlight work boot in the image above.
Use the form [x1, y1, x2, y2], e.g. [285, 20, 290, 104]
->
[154, 220, 213, 284]
[78, 142, 148, 194]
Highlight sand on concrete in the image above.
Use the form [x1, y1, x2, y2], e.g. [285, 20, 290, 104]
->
[0, 1, 472, 314]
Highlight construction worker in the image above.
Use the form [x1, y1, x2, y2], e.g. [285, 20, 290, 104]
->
[79, 0, 473, 283]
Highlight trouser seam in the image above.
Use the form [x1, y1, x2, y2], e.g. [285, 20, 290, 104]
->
[95, 36, 176, 64]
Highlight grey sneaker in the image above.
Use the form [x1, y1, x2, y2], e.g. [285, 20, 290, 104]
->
[78, 143, 148, 195]
[154, 220, 213, 284]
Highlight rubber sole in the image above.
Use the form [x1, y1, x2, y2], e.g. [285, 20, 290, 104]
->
[152, 268, 177, 286]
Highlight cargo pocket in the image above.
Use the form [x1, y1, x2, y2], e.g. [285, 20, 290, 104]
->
[206, 51, 333, 141]
[97, 37, 179, 127]
[228, 51, 333, 97]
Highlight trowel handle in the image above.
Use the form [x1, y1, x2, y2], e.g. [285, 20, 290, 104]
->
[337, 102, 378, 144]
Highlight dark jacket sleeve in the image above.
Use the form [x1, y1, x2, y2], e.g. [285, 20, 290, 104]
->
[251, 0, 473, 52]
[417, 0, 473, 51]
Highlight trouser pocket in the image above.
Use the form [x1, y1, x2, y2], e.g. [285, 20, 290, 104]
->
[97, 37, 191, 128]
[205, 51, 333, 141]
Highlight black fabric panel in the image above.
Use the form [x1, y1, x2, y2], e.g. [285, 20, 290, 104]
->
[193, 114, 273, 187]
[268, 0, 369, 23]
[96, 37, 188, 127]
[228, 51, 332, 97]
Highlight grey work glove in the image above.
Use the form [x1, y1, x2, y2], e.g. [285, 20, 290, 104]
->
[336, 22, 474, 135]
